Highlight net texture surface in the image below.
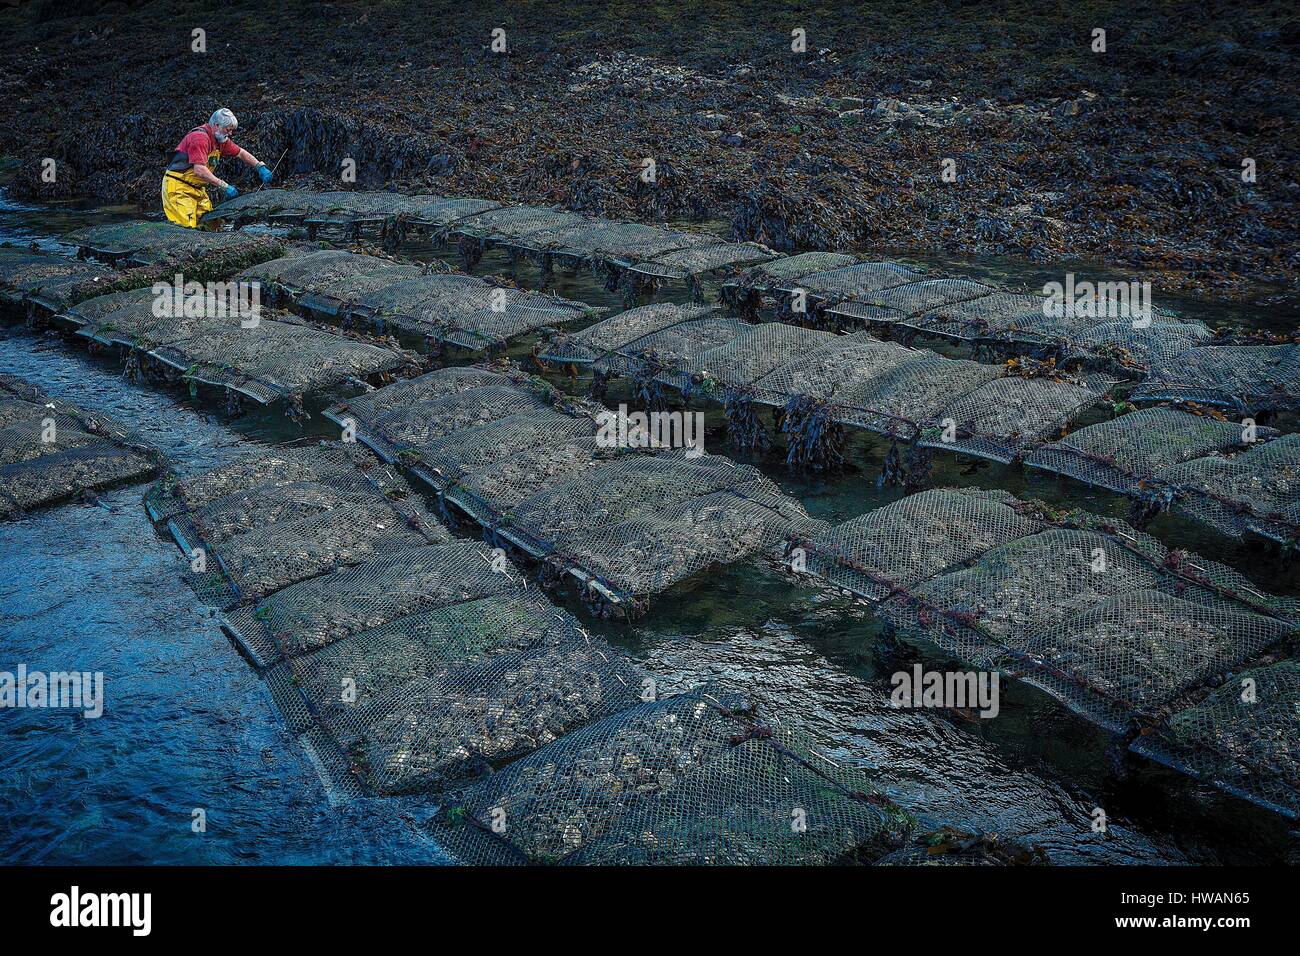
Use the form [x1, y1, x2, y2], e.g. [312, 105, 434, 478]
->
[0, 374, 160, 516]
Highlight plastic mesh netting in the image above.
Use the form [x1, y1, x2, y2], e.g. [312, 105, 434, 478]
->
[743, 332, 1107, 460]
[0, 374, 159, 517]
[540, 302, 719, 365]
[237, 250, 425, 316]
[146, 444, 451, 608]
[1156, 432, 1300, 547]
[359, 278, 596, 351]
[918, 374, 1116, 464]
[222, 540, 525, 668]
[720, 251, 859, 313]
[784, 488, 1047, 601]
[1024, 408, 1260, 498]
[64, 221, 286, 272]
[264, 591, 646, 797]
[1061, 316, 1214, 372]
[63, 288, 411, 407]
[872, 519, 1297, 733]
[722, 257, 1214, 371]
[238, 251, 599, 350]
[787, 489, 1298, 810]
[545, 314, 1112, 466]
[433, 687, 912, 865]
[326, 369, 813, 610]
[1132, 344, 1300, 413]
[203, 189, 504, 229]
[0, 246, 121, 312]
[1131, 661, 1299, 819]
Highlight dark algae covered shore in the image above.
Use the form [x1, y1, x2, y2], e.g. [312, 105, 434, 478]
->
[3, 1, 1296, 296]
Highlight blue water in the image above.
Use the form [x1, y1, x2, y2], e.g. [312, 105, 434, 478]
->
[1, 197, 1296, 865]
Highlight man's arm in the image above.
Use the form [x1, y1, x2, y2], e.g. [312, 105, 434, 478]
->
[188, 162, 228, 190]
[234, 146, 273, 184]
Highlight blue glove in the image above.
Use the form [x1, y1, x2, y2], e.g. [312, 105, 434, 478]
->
[257, 164, 273, 184]
[224, 184, 239, 199]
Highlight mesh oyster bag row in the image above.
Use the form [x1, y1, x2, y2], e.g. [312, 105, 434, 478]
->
[1023, 407, 1299, 548]
[0, 374, 160, 517]
[143, 444, 987, 865]
[781, 487, 1299, 818]
[540, 302, 1116, 468]
[322, 365, 816, 614]
[235, 249, 602, 352]
[145, 442, 646, 802]
[57, 285, 412, 410]
[201, 188, 776, 288]
[721, 254, 1299, 395]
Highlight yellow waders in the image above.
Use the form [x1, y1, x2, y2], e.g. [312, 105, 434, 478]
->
[161, 146, 220, 228]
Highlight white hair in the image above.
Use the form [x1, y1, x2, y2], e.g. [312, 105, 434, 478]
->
[209, 108, 238, 130]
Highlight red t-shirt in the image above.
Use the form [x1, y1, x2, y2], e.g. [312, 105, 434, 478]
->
[174, 125, 241, 167]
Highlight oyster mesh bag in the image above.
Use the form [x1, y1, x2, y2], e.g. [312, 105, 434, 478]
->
[1157, 433, 1300, 546]
[66, 287, 409, 406]
[64, 220, 285, 274]
[0, 374, 159, 516]
[147, 444, 451, 608]
[433, 687, 912, 865]
[1130, 660, 1299, 819]
[222, 540, 523, 668]
[1133, 344, 1299, 413]
[872, 520, 1297, 733]
[1024, 407, 1260, 498]
[264, 591, 646, 797]
[0, 246, 121, 312]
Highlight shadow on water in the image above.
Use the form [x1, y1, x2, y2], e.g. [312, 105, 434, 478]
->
[2, 198, 1296, 864]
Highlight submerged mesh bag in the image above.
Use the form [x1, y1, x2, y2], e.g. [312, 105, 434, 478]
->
[68, 289, 410, 406]
[1024, 408, 1259, 497]
[64, 221, 285, 272]
[265, 591, 646, 797]
[0, 246, 121, 312]
[875, 828, 1046, 866]
[918, 373, 1114, 464]
[351, 276, 596, 351]
[150, 445, 451, 608]
[1156, 433, 1300, 546]
[539, 302, 718, 365]
[627, 239, 774, 281]
[785, 488, 1046, 601]
[1133, 344, 1300, 412]
[222, 540, 525, 667]
[237, 250, 425, 315]
[433, 687, 912, 865]
[0, 375, 159, 517]
[1130, 660, 1299, 819]
[874, 520, 1297, 733]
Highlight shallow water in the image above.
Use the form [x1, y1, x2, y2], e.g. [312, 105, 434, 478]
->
[1, 199, 1295, 865]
